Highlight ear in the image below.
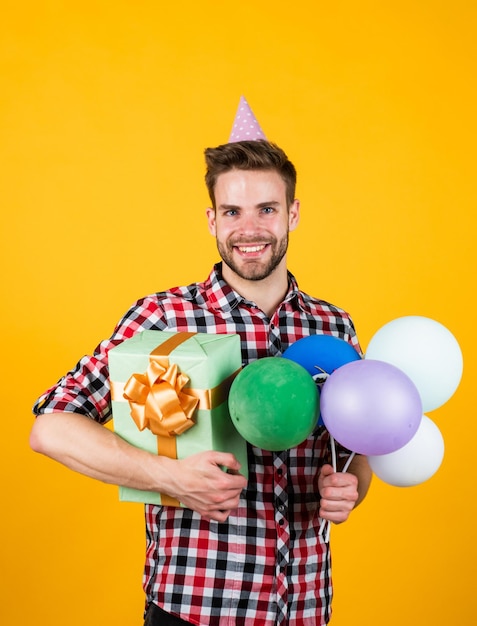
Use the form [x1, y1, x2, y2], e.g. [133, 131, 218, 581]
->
[206, 207, 217, 236]
[288, 199, 300, 232]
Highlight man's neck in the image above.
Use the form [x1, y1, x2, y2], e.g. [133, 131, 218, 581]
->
[221, 263, 289, 319]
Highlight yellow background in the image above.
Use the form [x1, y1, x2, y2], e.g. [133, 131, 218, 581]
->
[1, 1, 476, 624]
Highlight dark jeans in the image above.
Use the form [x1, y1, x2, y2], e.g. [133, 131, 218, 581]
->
[144, 603, 192, 625]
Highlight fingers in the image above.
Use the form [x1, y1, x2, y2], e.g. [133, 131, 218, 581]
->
[319, 463, 335, 480]
[172, 451, 247, 520]
[200, 491, 244, 522]
[212, 451, 245, 473]
[186, 488, 244, 522]
[319, 494, 357, 523]
[319, 465, 359, 524]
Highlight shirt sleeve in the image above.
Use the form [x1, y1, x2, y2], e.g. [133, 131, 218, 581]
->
[32, 295, 167, 423]
[346, 314, 363, 356]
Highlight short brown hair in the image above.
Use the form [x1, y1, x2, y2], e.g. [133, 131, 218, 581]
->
[204, 140, 297, 209]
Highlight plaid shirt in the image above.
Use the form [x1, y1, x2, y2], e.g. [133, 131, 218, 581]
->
[34, 263, 360, 626]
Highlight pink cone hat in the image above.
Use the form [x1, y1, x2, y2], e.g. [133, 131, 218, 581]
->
[228, 96, 267, 142]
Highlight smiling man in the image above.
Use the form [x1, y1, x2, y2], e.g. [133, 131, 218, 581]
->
[30, 98, 372, 625]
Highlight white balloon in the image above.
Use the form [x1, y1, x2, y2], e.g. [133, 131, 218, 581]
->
[365, 316, 463, 412]
[368, 415, 444, 487]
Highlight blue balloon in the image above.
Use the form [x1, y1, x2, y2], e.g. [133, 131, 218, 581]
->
[282, 334, 361, 377]
[283, 335, 360, 428]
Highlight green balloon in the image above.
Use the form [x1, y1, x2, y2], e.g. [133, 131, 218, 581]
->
[228, 357, 319, 451]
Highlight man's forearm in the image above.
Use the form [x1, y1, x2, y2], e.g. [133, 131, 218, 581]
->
[29, 411, 172, 491]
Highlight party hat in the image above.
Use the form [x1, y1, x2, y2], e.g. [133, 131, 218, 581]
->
[228, 96, 267, 142]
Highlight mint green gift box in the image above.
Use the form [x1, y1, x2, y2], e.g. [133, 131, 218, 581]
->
[108, 330, 248, 506]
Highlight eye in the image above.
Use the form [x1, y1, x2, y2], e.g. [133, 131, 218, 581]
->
[225, 209, 238, 217]
[261, 206, 275, 214]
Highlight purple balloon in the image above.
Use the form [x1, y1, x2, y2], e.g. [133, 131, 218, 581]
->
[320, 360, 422, 455]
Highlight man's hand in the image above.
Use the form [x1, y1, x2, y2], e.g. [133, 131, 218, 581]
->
[164, 451, 248, 522]
[318, 463, 360, 524]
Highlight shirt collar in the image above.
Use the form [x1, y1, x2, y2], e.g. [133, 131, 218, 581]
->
[204, 262, 306, 313]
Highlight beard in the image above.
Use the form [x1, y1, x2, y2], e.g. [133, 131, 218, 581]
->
[217, 233, 289, 282]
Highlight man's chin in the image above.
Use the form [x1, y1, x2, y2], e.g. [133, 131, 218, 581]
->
[224, 259, 279, 282]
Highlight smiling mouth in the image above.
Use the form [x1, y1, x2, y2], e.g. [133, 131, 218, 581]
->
[237, 244, 267, 253]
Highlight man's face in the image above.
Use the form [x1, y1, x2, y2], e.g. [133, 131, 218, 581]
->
[206, 169, 300, 282]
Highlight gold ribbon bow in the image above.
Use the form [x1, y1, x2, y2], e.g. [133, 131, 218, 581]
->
[123, 357, 198, 439]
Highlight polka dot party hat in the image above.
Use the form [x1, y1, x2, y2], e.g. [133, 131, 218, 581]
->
[228, 95, 267, 142]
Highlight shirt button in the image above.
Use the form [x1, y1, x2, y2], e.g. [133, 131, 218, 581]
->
[277, 503, 285, 513]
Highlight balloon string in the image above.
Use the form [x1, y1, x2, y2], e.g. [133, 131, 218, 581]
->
[330, 435, 337, 472]
[325, 436, 337, 541]
[342, 451, 356, 473]
[319, 436, 337, 538]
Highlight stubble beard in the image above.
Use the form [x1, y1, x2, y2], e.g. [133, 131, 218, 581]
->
[217, 233, 289, 282]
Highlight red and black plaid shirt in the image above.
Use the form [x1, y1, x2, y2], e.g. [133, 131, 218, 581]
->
[34, 263, 361, 625]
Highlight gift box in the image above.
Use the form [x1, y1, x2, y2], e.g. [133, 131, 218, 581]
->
[109, 330, 248, 506]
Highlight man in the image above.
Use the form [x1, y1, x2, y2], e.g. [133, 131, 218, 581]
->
[30, 99, 372, 625]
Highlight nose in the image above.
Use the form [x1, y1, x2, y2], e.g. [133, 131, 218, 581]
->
[237, 211, 260, 236]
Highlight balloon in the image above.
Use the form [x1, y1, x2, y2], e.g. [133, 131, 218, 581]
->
[282, 334, 361, 426]
[320, 359, 422, 455]
[366, 316, 463, 412]
[228, 357, 319, 451]
[368, 415, 444, 487]
[282, 334, 361, 377]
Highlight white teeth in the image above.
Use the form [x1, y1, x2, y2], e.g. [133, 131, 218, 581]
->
[238, 245, 265, 253]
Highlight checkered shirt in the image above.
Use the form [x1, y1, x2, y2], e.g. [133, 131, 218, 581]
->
[34, 263, 361, 626]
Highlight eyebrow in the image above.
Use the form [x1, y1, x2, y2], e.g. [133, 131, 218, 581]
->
[218, 201, 281, 211]
[256, 201, 280, 208]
